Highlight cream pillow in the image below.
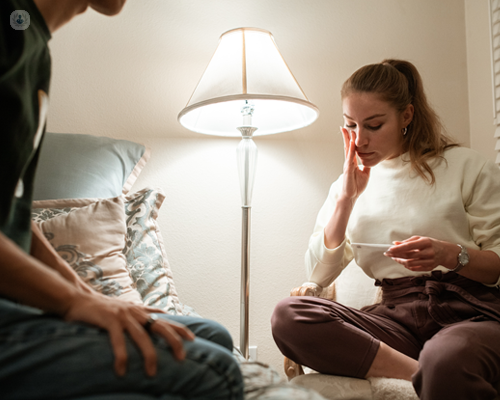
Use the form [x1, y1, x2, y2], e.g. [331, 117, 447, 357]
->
[33, 196, 142, 303]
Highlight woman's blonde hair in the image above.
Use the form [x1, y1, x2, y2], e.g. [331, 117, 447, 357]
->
[341, 59, 458, 184]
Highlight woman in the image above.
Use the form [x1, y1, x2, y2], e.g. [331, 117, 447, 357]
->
[272, 59, 500, 400]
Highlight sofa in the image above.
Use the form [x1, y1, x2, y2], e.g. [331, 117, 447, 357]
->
[31, 132, 327, 400]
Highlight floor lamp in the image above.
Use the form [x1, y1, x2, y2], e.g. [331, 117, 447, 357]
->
[178, 27, 319, 359]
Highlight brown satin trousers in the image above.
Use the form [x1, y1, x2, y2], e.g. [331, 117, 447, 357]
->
[271, 271, 500, 400]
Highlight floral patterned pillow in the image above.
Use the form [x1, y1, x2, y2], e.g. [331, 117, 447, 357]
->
[32, 196, 142, 303]
[122, 187, 184, 315]
[32, 187, 187, 315]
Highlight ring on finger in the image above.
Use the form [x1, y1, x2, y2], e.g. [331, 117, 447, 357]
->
[143, 314, 158, 332]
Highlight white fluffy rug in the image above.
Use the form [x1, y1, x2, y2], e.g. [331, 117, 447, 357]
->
[292, 373, 421, 400]
[367, 377, 419, 400]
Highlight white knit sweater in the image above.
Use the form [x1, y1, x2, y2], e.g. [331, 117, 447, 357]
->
[306, 147, 500, 287]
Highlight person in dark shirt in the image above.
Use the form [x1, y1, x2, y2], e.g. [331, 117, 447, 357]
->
[0, 2, 243, 399]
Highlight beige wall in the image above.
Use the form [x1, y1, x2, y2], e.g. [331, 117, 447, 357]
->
[46, 0, 487, 376]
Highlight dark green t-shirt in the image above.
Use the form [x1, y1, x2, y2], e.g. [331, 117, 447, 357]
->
[0, 0, 51, 252]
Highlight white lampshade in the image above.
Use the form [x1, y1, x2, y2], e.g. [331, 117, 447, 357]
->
[178, 27, 319, 136]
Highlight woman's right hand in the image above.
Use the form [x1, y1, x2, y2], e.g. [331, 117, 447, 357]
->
[340, 127, 371, 201]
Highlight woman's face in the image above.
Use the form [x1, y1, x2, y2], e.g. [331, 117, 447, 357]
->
[342, 92, 413, 168]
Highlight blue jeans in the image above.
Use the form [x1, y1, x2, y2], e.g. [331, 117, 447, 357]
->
[0, 299, 243, 400]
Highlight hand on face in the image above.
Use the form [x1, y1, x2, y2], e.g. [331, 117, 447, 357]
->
[63, 293, 195, 377]
[384, 236, 459, 272]
[340, 127, 371, 201]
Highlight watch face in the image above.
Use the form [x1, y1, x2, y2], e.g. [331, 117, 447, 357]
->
[459, 248, 469, 265]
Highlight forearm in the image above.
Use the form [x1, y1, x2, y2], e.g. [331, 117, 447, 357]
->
[0, 231, 79, 315]
[305, 197, 355, 286]
[323, 197, 355, 249]
[454, 248, 500, 286]
[427, 240, 500, 285]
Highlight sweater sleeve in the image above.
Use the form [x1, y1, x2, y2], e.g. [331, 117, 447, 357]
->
[464, 157, 500, 285]
[305, 176, 354, 287]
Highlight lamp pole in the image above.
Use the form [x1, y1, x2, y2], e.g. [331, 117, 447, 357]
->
[240, 197, 251, 359]
[236, 104, 258, 359]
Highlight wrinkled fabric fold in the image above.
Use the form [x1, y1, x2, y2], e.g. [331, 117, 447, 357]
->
[376, 271, 500, 326]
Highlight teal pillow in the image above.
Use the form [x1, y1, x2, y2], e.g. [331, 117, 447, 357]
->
[33, 133, 150, 200]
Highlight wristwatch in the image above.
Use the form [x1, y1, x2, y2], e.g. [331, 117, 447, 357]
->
[448, 244, 469, 273]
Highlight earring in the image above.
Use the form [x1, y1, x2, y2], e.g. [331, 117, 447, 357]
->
[402, 127, 408, 136]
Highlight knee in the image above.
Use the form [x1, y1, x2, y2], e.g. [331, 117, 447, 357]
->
[418, 336, 474, 376]
[415, 336, 479, 391]
[271, 297, 300, 341]
[271, 296, 328, 347]
[414, 338, 499, 399]
[194, 319, 234, 351]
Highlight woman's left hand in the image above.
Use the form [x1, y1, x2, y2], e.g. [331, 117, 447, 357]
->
[385, 236, 459, 272]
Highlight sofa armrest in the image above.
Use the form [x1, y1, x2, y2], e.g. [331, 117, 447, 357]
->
[290, 281, 336, 301]
[290, 282, 322, 297]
